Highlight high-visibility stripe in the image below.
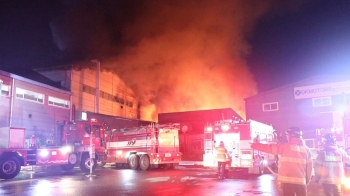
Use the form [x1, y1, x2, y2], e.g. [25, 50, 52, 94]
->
[278, 175, 306, 184]
[290, 145, 309, 154]
[325, 155, 342, 162]
[323, 162, 344, 167]
[279, 157, 307, 164]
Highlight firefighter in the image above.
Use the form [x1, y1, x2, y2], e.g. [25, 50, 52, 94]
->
[314, 133, 350, 196]
[251, 127, 313, 196]
[30, 135, 36, 148]
[216, 141, 229, 179]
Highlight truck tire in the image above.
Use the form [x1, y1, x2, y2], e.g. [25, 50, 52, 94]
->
[0, 156, 21, 179]
[60, 153, 78, 171]
[139, 155, 151, 171]
[129, 154, 139, 170]
[80, 154, 97, 173]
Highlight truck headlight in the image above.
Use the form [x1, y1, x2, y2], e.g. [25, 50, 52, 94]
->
[39, 150, 49, 157]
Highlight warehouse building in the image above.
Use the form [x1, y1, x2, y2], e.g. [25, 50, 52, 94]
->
[245, 74, 350, 148]
[36, 64, 140, 121]
[0, 69, 71, 146]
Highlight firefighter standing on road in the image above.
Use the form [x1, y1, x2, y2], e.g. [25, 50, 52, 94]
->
[251, 127, 313, 196]
[314, 133, 350, 196]
[216, 141, 229, 179]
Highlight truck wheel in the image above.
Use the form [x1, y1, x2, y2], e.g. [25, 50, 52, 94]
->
[129, 154, 139, 170]
[80, 154, 97, 173]
[0, 156, 21, 179]
[139, 155, 151, 171]
[61, 153, 77, 171]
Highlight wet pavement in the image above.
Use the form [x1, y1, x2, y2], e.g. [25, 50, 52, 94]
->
[0, 165, 335, 196]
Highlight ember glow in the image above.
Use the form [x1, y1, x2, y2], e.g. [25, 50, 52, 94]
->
[50, 1, 274, 121]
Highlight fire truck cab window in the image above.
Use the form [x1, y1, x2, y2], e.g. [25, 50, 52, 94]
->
[85, 125, 91, 134]
[93, 126, 101, 136]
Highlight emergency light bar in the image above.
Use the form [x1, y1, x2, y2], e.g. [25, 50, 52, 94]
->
[221, 124, 230, 132]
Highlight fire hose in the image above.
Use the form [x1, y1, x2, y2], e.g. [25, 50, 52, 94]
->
[266, 164, 278, 176]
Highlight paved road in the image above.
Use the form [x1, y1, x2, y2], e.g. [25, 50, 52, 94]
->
[0, 165, 332, 196]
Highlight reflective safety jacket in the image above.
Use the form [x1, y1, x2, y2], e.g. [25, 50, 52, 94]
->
[314, 145, 350, 184]
[215, 146, 229, 162]
[251, 138, 313, 185]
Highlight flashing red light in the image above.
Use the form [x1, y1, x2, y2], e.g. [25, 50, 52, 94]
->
[221, 124, 230, 131]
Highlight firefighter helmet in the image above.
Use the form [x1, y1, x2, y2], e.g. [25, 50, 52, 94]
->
[324, 133, 336, 145]
[286, 127, 302, 139]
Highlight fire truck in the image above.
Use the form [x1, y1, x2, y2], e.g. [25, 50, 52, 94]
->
[62, 119, 182, 172]
[0, 127, 75, 179]
[203, 119, 276, 174]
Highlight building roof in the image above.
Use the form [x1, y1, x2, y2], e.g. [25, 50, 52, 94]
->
[159, 108, 244, 121]
[0, 67, 71, 94]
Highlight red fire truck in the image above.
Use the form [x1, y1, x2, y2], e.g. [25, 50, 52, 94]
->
[203, 119, 276, 174]
[0, 127, 75, 179]
[62, 119, 182, 172]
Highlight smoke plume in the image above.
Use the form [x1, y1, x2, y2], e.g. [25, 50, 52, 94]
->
[50, 0, 273, 121]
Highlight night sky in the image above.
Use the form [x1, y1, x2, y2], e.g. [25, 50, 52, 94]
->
[1, 0, 350, 119]
[247, 0, 350, 91]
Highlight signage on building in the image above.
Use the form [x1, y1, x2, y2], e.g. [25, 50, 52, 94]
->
[294, 80, 350, 99]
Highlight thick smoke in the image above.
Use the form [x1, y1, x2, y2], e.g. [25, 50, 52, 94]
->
[50, 0, 273, 121]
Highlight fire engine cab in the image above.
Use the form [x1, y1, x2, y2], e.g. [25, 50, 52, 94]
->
[203, 119, 276, 174]
[62, 119, 182, 172]
[0, 127, 74, 179]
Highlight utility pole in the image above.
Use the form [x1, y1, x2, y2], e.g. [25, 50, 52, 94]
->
[91, 59, 100, 113]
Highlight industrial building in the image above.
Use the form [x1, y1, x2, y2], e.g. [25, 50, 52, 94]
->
[244, 74, 350, 148]
[0, 69, 71, 147]
[36, 64, 140, 121]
